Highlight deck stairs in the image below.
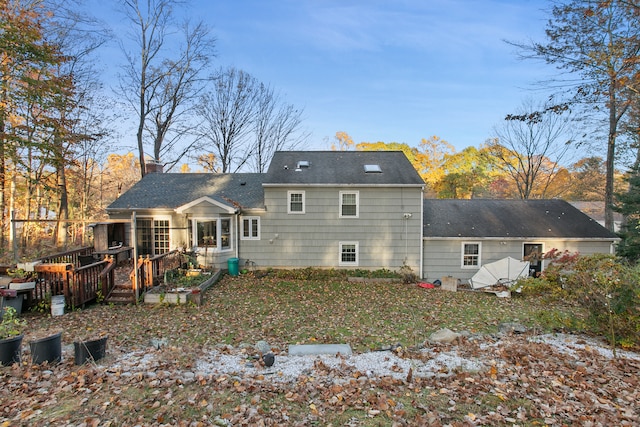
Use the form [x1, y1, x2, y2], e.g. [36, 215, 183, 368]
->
[104, 267, 137, 304]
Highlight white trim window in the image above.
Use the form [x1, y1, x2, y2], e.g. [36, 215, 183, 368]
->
[339, 191, 359, 218]
[339, 241, 359, 266]
[241, 216, 260, 240]
[136, 216, 171, 256]
[288, 191, 305, 214]
[461, 242, 481, 268]
[191, 218, 232, 251]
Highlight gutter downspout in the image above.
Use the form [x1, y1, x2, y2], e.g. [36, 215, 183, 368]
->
[235, 211, 239, 259]
[419, 187, 424, 279]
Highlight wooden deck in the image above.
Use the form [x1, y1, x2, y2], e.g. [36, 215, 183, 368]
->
[18, 248, 184, 309]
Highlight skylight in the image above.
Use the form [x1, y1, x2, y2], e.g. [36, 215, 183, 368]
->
[364, 164, 382, 173]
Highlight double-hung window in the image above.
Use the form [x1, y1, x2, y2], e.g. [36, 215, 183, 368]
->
[339, 191, 359, 218]
[462, 242, 481, 268]
[288, 191, 305, 214]
[339, 241, 359, 266]
[241, 217, 260, 240]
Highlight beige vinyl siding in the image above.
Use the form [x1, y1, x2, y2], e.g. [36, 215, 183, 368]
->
[239, 186, 423, 271]
[423, 238, 616, 283]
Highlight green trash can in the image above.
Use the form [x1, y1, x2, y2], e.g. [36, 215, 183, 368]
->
[227, 257, 239, 276]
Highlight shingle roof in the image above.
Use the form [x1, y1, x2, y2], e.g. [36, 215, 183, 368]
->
[569, 201, 624, 223]
[265, 151, 424, 186]
[106, 173, 265, 211]
[423, 199, 619, 239]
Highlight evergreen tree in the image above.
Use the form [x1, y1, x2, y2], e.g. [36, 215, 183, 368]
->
[614, 167, 640, 261]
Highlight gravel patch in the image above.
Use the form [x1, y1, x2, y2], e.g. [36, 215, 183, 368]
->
[195, 348, 486, 383]
[528, 333, 640, 361]
[100, 333, 639, 385]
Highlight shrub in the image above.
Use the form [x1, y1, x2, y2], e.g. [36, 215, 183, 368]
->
[398, 262, 417, 284]
[515, 252, 640, 350]
[540, 253, 639, 350]
[513, 276, 560, 298]
[270, 268, 403, 281]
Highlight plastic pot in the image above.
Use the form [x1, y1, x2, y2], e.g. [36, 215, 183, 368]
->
[74, 336, 108, 365]
[0, 335, 23, 366]
[29, 332, 62, 365]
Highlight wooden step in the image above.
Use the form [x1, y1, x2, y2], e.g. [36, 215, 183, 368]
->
[106, 288, 136, 304]
[105, 296, 135, 304]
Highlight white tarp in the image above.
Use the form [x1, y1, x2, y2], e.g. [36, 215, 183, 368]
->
[470, 256, 530, 289]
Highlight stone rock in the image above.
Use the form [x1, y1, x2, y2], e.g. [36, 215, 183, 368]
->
[213, 416, 231, 426]
[288, 343, 353, 356]
[429, 328, 461, 344]
[262, 352, 275, 367]
[150, 338, 168, 349]
[498, 322, 527, 335]
[181, 371, 195, 384]
[255, 340, 271, 354]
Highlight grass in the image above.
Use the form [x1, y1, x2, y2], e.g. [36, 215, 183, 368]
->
[3, 270, 599, 426]
[23, 270, 583, 353]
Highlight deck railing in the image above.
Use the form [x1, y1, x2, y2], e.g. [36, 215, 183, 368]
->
[33, 257, 115, 308]
[37, 246, 94, 266]
[130, 251, 182, 299]
[24, 248, 180, 307]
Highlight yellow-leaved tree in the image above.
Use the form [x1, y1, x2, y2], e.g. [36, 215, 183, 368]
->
[197, 153, 219, 172]
[329, 131, 355, 151]
[435, 146, 495, 199]
[356, 141, 419, 164]
[102, 153, 140, 204]
[415, 136, 455, 195]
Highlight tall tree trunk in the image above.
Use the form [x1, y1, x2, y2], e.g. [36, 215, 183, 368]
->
[137, 107, 146, 178]
[56, 168, 69, 246]
[0, 120, 5, 250]
[605, 89, 617, 232]
[9, 169, 16, 249]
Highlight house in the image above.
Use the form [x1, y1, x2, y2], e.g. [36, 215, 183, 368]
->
[106, 151, 619, 281]
[569, 201, 623, 232]
[106, 151, 425, 273]
[422, 199, 619, 282]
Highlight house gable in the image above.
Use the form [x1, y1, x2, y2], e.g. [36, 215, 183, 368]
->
[175, 196, 236, 215]
[106, 173, 265, 213]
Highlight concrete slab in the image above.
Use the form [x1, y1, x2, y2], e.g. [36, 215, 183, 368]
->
[288, 344, 352, 356]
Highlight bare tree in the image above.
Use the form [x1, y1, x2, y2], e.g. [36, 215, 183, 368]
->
[252, 83, 307, 172]
[196, 67, 258, 173]
[489, 99, 575, 199]
[118, 0, 215, 177]
[511, 0, 640, 228]
[196, 67, 307, 173]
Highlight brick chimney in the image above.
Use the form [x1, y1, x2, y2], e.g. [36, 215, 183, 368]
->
[145, 159, 164, 174]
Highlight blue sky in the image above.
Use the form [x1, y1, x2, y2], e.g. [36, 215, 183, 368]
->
[89, 0, 554, 153]
[205, 0, 553, 151]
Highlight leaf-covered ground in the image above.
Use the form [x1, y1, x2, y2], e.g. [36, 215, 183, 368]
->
[1, 273, 638, 426]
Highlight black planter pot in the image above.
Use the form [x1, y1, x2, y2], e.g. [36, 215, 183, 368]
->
[74, 336, 108, 365]
[0, 335, 23, 366]
[29, 332, 62, 365]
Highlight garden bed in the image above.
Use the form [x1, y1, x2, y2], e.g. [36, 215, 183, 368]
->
[144, 269, 221, 305]
[347, 276, 403, 283]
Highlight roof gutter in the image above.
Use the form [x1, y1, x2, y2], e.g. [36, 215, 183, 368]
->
[422, 236, 621, 242]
